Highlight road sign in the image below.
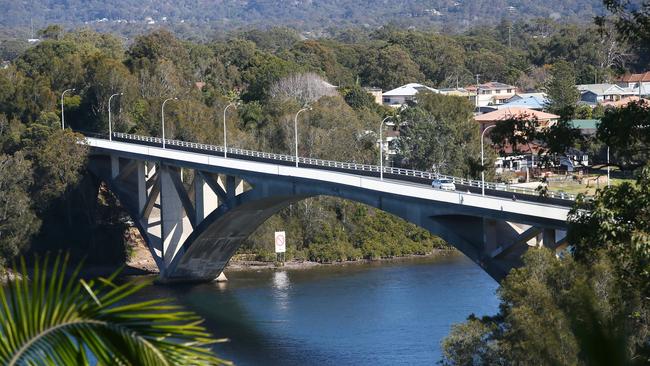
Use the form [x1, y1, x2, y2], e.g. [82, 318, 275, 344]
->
[274, 231, 286, 253]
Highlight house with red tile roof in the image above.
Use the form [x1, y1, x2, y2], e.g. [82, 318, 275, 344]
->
[616, 71, 650, 96]
[474, 107, 560, 131]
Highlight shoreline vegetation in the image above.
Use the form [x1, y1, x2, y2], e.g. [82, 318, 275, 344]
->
[74, 244, 457, 280]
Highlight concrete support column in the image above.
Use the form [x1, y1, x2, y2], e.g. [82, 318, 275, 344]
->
[235, 177, 244, 195]
[160, 165, 194, 272]
[137, 161, 146, 213]
[194, 173, 219, 223]
[536, 228, 556, 248]
[482, 218, 499, 254]
[226, 175, 236, 202]
[110, 155, 119, 179]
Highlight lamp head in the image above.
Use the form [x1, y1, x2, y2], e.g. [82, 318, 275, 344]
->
[119, 92, 124, 96]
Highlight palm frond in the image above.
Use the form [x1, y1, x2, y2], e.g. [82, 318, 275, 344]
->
[0, 253, 231, 366]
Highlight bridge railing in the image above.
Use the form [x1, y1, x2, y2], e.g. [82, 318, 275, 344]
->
[110, 132, 576, 201]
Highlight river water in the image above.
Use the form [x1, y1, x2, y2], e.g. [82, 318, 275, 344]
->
[137, 253, 499, 365]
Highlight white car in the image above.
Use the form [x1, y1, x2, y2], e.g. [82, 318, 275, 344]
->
[431, 178, 456, 191]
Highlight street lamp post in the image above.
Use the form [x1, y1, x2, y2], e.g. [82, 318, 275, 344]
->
[294, 107, 310, 168]
[481, 124, 496, 196]
[108, 93, 123, 141]
[223, 102, 236, 158]
[161, 97, 177, 149]
[60, 88, 75, 130]
[378, 116, 392, 180]
[607, 146, 610, 187]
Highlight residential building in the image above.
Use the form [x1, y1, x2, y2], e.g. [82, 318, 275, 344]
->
[364, 87, 383, 105]
[616, 71, 650, 88]
[568, 119, 599, 137]
[577, 83, 635, 104]
[474, 107, 560, 131]
[497, 93, 548, 111]
[438, 87, 472, 97]
[600, 95, 650, 108]
[382, 83, 439, 107]
[506, 92, 547, 103]
[465, 82, 516, 107]
[616, 71, 650, 96]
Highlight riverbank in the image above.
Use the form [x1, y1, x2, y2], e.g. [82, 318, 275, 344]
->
[226, 249, 456, 272]
[71, 238, 457, 279]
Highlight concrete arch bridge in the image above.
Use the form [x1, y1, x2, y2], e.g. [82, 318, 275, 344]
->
[85, 133, 572, 283]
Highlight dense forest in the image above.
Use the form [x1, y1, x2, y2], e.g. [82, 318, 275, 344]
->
[1, 0, 606, 37]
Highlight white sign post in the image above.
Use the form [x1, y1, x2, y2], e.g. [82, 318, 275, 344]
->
[274, 231, 286, 263]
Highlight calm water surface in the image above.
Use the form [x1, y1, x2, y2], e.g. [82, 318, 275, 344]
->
[137, 253, 499, 365]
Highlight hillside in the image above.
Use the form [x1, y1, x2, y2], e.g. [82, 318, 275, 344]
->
[3, 0, 605, 36]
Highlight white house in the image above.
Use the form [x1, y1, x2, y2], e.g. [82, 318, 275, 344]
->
[616, 71, 650, 96]
[465, 82, 517, 107]
[382, 83, 439, 107]
[577, 83, 635, 104]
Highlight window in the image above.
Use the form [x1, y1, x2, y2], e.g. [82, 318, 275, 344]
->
[507, 89, 512, 93]
[383, 98, 391, 103]
[495, 89, 501, 94]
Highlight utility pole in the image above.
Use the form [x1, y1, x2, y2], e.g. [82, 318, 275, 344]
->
[508, 24, 512, 48]
[475, 74, 480, 109]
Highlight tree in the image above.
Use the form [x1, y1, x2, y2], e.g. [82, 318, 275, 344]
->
[545, 60, 580, 120]
[24, 129, 89, 207]
[341, 84, 377, 110]
[0, 153, 39, 266]
[0, 254, 230, 365]
[360, 44, 425, 90]
[396, 93, 483, 178]
[269, 72, 338, 106]
[599, 0, 650, 68]
[596, 100, 650, 171]
[567, 164, 650, 296]
[441, 248, 647, 365]
[489, 115, 539, 155]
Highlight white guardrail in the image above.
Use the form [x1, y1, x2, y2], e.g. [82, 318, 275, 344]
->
[111, 132, 576, 201]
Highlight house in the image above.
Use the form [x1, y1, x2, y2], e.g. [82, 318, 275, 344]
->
[506, 92, 547, 103]
[568, 119, 599, 137]
[600, 95, 650, 108]
[364, 87, 383, 105]
[577, 83, 635, 104]
[616, 71, 650, 96]
[382, 83, 439, 107]
[497, 94, 548, 111]
[465, 82, 516, 107]
[438, 87, 472, 97]
[474, 107, 560, 132]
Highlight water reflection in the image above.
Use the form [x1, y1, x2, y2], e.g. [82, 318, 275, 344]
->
[272, 271, 290, 312]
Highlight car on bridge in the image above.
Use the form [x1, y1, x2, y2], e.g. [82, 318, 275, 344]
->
[431, 178, 456, 191]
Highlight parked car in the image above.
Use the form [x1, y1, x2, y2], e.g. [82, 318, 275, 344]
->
[431, 178, 456, 191]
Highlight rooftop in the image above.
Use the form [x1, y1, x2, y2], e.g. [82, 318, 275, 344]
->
[498, 95, 547, 110]
[466, 82, 516, 92]
[600, 95, 650, 108]
[474, 107, 560, 122]
[577, 83, 633, 96]
[617, 71, 650, 83]
[383, 83, 438, 97]
[569, 119, 599, 130]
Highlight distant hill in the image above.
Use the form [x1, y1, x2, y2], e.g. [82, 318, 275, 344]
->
[3, 0, 605, 36]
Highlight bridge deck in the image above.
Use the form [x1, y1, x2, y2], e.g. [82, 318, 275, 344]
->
[85, 136, 571, 227]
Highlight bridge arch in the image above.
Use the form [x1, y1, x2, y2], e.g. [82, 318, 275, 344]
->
[87, 150, 567, 283]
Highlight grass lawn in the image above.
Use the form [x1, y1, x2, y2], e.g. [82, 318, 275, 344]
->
[547, 177, 634, 196]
